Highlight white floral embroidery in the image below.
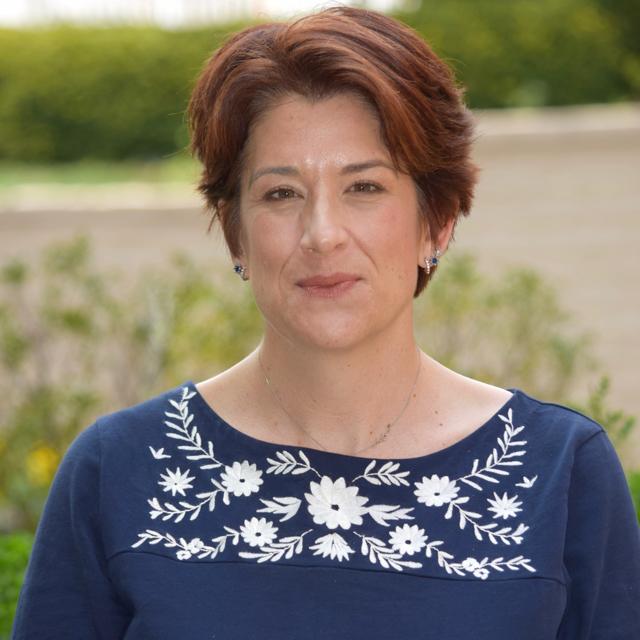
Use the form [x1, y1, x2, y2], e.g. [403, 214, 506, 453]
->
[355, 460, 411, 486]
[220, 461, 264, 497]
[487, 491, 523, 519]
[305, 476, 369, 530]
[389, 524, 428, 556]
[240, 516, 278, 547]
[309, 533, 355, 561]
[149, 446, 171, 460]
[456, 407, 527, 492]
[158, 466, 195, 497]
[130, 385, 538, 579]
[516, 475, 538, 488]
[414, 474, 460, 507]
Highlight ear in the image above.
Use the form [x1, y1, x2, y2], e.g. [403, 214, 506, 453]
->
[418, 215, 457, 267]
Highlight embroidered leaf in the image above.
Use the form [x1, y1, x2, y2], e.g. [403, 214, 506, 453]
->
[460, 477, 483, 491]
[484, 467, 509, 475]
[165, 433, 192, 442]
[364, 460, 377, 475]
[367, 504, 414, 526]
[502, 450, 526, 458]
[474, 473, 500, 483]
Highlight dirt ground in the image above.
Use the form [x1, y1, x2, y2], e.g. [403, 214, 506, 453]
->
[1, 103, 639, 465]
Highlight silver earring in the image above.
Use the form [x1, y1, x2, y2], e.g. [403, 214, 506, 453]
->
[424, 248, 441, 276]
[233, 264, 249, 281]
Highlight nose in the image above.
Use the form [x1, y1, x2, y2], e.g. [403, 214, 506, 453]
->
[299, 190, 349, 254]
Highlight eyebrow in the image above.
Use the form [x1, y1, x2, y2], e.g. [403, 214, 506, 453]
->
[248, 160, 397, 188]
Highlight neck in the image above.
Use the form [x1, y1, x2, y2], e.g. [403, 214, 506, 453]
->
[249, 321, 426, 455]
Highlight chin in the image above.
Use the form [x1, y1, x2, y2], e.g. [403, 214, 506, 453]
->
[293, 317, 373, 352]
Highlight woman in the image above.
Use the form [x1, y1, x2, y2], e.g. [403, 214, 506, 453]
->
[12, 6, 639, 639]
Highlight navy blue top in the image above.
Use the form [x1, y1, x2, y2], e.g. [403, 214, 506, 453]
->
[11, 381, 640, 639]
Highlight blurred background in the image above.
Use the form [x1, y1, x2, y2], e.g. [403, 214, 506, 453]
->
[0, 0, 639, 632]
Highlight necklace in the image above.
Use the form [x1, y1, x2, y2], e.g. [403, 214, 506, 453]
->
[257, 346, 422, 456]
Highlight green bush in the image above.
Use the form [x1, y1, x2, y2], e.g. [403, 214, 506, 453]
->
[0, 531, 33, 639]
[628, 471, 640, 523]
[0, 23, 243, 162]
[398, 0, 636, 108]
[0, 0, 638, 162]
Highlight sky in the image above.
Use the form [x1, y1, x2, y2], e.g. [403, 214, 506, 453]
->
[0, 0, 403, 26]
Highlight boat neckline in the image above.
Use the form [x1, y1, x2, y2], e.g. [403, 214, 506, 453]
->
[181, 379, 525, 465]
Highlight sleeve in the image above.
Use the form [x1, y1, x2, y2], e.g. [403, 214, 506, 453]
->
[557, 428, 640, 639]
[10, 419, 132, 639]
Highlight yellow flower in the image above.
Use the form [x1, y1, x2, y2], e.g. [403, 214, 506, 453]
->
[26, 445, 60, 487]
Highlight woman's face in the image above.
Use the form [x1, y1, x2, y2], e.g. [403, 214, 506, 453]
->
[236, 91, 438, 352]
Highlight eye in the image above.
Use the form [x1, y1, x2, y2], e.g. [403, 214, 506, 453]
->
[263, 187, 298, 201]
[350, 181, 383, 193]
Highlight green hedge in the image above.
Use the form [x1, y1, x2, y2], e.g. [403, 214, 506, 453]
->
[0, 24, 240, 162]
[399, 0, 637, 109]
[0, 0, 637, 162]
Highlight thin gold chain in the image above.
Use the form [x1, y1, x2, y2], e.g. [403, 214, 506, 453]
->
[257, 346, 422, 456]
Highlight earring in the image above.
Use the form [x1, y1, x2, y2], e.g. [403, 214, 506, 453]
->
[424, 248, 441, 276]
[233, 264, 249, 281]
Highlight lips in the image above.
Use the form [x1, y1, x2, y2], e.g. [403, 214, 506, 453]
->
[296, 273, 361, 287]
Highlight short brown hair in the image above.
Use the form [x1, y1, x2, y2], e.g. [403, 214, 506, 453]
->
[188, 6, 478, 297]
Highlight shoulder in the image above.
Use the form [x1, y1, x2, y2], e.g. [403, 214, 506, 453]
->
[514, 387, 605, 450]
[94, 380, 191, 450]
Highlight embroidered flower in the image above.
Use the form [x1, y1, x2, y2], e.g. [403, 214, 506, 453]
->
[240, 517, 278, 547]
[487, 491, 523, 519]
[309, 533, 355, 561]
[388, 524, 428, 556]
[131, 385, 539, 579]
[158, 466, 196, 497]
[187, 538, 205, 554]
[305, 476, 369, 530]
[414, 474, 460, 507]
[461, 557, 481, 572]
[220, 461, 264, 497]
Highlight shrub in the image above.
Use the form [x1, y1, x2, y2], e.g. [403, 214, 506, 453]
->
[0, 531, 33, 639]
[0, 1, 637, 162]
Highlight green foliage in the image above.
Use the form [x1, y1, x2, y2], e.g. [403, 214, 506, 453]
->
[414, 253, 597, 401]
[627, 471, 640, 523]
[0, 1, 638, 162]
[397, 0, 637, 108]
[568, 376, 637, 448]
[0, 531, 33, 639]
[0, 22, 247, 162]
[0, 234, 262, 530]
